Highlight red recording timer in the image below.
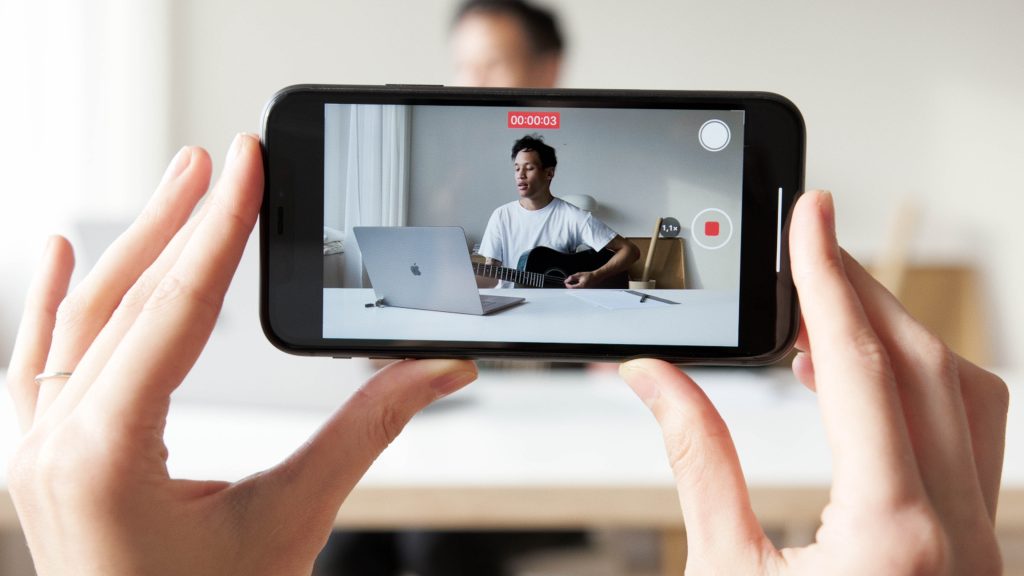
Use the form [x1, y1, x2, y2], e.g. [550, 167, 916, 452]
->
[507, 111, 560, 129]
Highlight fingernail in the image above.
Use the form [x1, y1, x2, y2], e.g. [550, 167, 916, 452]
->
[42, 235, 56, 256]
[160, 146, 191, 185]
[430, 370, 478, 398]
[226, 133, 248, 164]
[621, 362, 660, 408]
[818, 190, 836, 238]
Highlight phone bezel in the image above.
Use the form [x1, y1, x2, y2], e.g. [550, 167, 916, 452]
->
[260, 85, 804, 364]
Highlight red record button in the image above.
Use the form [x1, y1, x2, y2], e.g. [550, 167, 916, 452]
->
[507, 111, 560, 129]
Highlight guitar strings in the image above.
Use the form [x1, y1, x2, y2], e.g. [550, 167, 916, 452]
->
[474, 265, 566, 286]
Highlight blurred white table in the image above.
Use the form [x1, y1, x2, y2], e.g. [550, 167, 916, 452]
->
[2, 367, 1022, 573]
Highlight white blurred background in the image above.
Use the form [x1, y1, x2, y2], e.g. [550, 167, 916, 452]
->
[0, 2, 1023, 574]
[1, 0, 1021, 370]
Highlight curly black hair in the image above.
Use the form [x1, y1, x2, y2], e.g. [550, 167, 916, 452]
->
[511, 134, 557, 169]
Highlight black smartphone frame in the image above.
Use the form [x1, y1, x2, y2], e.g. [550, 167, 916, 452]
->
[260, 84, 804, 364]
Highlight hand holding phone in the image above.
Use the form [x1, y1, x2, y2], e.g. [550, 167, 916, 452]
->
[621, 190, 1008, 574]
[6, 134, 478, 576]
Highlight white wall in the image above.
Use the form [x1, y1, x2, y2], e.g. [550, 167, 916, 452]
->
[3, 0, 1022, 367]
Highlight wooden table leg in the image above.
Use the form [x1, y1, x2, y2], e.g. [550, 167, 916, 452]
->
[660, 528, 686, 576]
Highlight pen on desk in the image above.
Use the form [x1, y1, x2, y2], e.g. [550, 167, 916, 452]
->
[623, 289, 679, 305]
[624, 289, 649, 303]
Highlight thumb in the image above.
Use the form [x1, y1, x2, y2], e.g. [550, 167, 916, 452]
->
[260, 359, 477, 523]
[620, 359, 772, 570]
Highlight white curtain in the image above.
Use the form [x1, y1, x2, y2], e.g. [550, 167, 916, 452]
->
[341, 105, 411, 287]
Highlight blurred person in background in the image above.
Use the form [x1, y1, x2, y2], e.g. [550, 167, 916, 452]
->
[451, 0, 564, 88]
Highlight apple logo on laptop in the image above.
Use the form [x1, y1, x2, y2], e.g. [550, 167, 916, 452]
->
[410, 263, 422, 276]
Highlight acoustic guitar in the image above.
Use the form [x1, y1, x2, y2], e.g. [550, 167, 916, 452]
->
[472, 246, 628, 288]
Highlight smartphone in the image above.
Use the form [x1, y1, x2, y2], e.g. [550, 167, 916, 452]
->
[260, 84, 804, 364]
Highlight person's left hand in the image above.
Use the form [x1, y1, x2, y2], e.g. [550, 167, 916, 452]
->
[618, 190, 1007, 575]
[6, 134, 478, 576]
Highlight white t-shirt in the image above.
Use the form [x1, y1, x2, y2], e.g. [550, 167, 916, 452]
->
[478, 197, 618, 288]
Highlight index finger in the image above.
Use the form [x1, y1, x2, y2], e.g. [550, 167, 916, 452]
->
[789, 191, 923, 508]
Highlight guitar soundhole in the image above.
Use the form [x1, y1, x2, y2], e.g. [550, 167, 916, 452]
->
[544, 268, 568, 281]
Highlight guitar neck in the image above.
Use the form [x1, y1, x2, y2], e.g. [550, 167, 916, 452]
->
[472, 262, 545, 288]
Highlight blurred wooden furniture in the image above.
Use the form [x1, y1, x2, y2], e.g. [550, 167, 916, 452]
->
[891, 265, 990, 365]
[627, 237, 686, 289]
[869, 196, 990, 364]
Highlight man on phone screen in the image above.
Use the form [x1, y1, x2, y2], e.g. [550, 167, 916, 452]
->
[479, 134, 640, 288]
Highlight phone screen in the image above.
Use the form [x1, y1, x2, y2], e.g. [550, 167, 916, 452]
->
[321, 102, 745, 347]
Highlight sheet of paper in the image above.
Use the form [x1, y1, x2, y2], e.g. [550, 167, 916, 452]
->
[567, 290, 677, 310]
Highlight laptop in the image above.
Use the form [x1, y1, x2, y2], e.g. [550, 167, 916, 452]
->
[353, 226, 525, 315]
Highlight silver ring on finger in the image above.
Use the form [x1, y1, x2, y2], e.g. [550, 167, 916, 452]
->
[33, 371, 73, 385]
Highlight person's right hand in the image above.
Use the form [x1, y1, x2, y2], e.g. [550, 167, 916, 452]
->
[621, 190, 1008, 575]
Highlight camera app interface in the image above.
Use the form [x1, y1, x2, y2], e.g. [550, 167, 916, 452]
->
[322, 103, 744, 346]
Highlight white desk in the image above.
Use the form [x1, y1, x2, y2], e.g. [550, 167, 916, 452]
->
[323, 288, 740, 346]
[2, 368, 1022, 573]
